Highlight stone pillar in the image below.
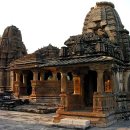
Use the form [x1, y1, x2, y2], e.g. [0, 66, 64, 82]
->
[61, 72, 67, 93]
[10, 71, 14, 91]
[20, 73, 27, 95]
[6, 71, 11, 91]
[60, 71, 67, 110]
[80, 74, 84, 96]
[79, 74, 84, 107]
[16, 72, 20, 82]
[14, 72, 21, 97]
[93, 70, 105, 112]
[52, 72, 57, 81]
[33, 71, 38, 81]
[97, 70, 104, 93]
[31, 70, 40, 97]
[23, 74, 27, 85]
[73, 74, 81, 95]
[40, 71, 44, 81]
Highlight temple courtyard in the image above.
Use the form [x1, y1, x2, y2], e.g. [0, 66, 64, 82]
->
[0, 110, 130, 130]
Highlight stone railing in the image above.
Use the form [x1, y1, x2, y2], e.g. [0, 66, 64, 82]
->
[31, 80, 61, 97]
[93, 92, 115, 112]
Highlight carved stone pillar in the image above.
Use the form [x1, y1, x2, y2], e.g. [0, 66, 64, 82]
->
[33, 71, 38, 81]
[111, 68, 119, 93]
[73, 74, 81, 95]
[10, 71, 14, 91]
[14, 72, 21, 97]
[16, 72, 20, 82]
[97, 70, 104, 93]
[40, 71, 44, 81]
[80, 74, 85, 107]
[52, 72, 57, 81]
[93, 70, 105, 112]
[61, 72, 67, 93]
[60, 71, 67, 110]
[31, 70, 40, 97]
[23, 74, 27, 85]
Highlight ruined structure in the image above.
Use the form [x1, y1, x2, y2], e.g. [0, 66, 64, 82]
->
[0, 25, 27, 91]
[1, 1, 130, 127]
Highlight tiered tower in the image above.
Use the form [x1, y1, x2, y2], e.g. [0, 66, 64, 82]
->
[0, 25, 27, 91]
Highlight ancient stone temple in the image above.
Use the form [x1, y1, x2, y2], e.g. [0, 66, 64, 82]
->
[10, 44, 61, 103]
[0, 25, 27, 91]
[5, 1, 130, 127]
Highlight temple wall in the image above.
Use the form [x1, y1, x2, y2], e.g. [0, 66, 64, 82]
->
[0, 71, 3, 91]
[21, 80, 61, 104]
[34, 81, 61, 96]
[123, 70, 130, 92]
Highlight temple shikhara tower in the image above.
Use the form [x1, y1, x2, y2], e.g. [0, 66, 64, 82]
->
[0, 2, 130, 127]
[0, 25, 27, 91]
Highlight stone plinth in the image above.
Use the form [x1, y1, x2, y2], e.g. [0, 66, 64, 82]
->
[93, 92, 115, 112]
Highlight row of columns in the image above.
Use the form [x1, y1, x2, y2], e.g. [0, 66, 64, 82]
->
[59, 69, 106, 110]
[13, 70, 63, 97]
[13, 71, 37, 97]
[59, 69, 119, 111]
[14, 71, 59, 83]
[14, 69, 119, 94]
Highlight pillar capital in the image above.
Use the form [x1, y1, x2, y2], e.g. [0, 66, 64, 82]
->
[96, 69, 104, 73]
[61, 71, 67, 77]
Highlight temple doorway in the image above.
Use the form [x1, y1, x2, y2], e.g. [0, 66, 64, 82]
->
[84, 70, 97, 107]
[26, 71, 33, 95]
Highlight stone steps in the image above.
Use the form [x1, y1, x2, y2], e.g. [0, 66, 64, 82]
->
[54, 118, 90, 129]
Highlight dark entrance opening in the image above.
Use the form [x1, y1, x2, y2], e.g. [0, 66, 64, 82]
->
[84, 70, 97, 107]
[26, 71, 33, 95]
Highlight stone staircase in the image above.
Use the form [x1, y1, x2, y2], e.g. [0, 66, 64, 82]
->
[0, 91, 26, 110]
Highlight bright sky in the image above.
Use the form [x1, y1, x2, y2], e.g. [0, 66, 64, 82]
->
[0, 0, 130, 53]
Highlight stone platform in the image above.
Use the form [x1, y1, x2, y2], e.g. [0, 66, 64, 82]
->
[13, 103, 58, 114]
[0, 110, 130, 130]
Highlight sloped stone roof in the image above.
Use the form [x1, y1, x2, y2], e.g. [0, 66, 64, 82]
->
[39, 55, 124, 68]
